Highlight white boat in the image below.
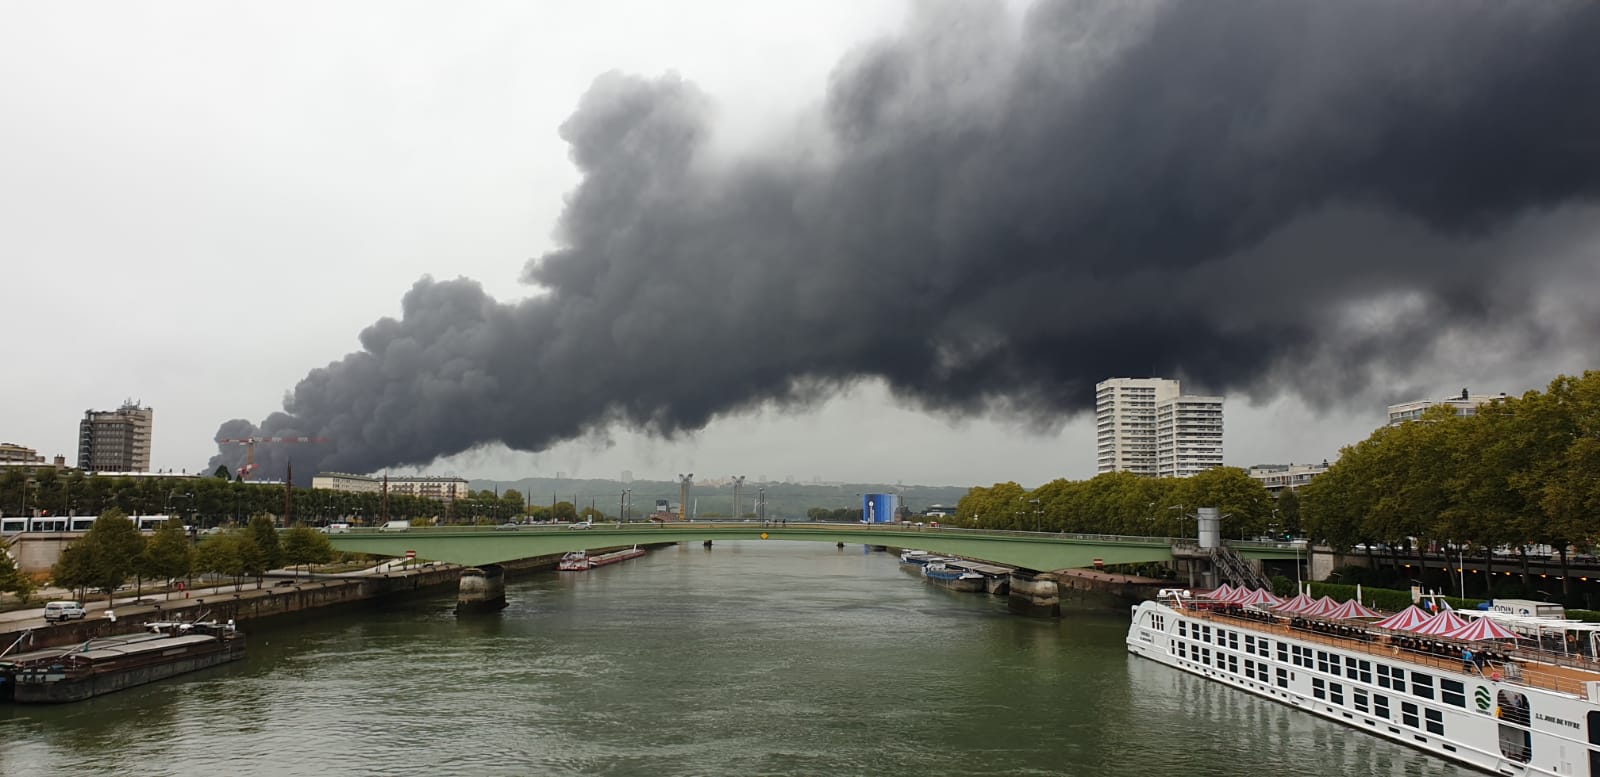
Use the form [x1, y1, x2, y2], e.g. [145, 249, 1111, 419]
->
[1127, 591, 1600, 776]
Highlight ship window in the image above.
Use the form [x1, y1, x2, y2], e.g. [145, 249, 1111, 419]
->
[1346, 661, 1358, 680]
[1177, 642, 1188, 659]
[1202, 625, 1211, 642]
[1378, 665, 1407, 692]
[1328, 654, 1342, 674]
[1402, 701, 1419, 729]
[1277, 643, 1288, 663]
[1425, 708, 1443, 735]
[1317, 651, 1330, 673]
[1313, 678, 1326, 700]
[1374, 694, 1390, 720]
[1358, 660, 1372, 684]
[1245, 635, 1255, 652]
[1227, 654, 1238, 674]
[1179, 621, 1188, 637]
[1229, 632, 1238, 650]
[1441, 679, 1465, 707]
[1201, 648, 1211, 666]
[1330, 682, 1344, 706]
[1257, 639, 1270, 658]
[1276, 668, 1289, 689]
[1411, 673, 1434, 700]
[1354, 688, 1369, 713]
[1498, 688, 1532, 762]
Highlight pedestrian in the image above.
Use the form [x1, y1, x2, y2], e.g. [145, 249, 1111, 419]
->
[1461, 647, 1474, 671]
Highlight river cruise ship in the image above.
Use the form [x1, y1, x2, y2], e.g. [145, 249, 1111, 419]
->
[1128, 586, 1600, 776]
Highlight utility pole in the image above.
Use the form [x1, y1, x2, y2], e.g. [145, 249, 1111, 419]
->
[757, 486, 766, 524]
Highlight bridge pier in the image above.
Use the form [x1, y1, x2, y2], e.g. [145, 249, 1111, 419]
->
[455, 565, 507, 614]
[1007, 571, 1060, 618]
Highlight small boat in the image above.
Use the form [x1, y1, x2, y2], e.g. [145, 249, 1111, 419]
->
[559, 546, 645, 572]
[922, 562, 986, 592]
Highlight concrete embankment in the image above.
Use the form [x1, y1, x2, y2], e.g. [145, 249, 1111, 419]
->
[2, 552, 580, 650]
[1056, 569, 1168, 605]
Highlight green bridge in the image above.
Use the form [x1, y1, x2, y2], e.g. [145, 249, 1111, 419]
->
[326, 523, 1301, 572]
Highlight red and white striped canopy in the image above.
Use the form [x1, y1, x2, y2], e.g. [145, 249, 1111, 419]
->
[1373, 605, 1433, 632]
[1413, 610, 1472, 636]
[1302, 596, 1340, 617]
[1273, 592, 1316, 613]
[1450, 617, 1522, 642]
[1325, 598, 1381, 619]
[1239, 588, 1285, 607]
[1207, 583, 1237, 601]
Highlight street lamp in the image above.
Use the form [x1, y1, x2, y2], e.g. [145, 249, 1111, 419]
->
[1030, 498, 1041, 532]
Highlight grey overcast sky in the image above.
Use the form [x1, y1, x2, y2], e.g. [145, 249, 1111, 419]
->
[3, 1, 1597, 488]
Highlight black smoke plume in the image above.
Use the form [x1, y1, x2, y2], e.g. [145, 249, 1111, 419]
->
[212, 0, 1600, 482]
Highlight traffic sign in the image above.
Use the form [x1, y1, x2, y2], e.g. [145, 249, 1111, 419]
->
[406, 550, 416, 559]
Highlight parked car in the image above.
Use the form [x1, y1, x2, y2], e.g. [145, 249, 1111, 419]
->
[43, 601, 87, 622]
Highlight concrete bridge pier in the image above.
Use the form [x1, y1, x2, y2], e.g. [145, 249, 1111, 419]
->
[455, 564, 507, 614]
[1007, 571, 1060, 618]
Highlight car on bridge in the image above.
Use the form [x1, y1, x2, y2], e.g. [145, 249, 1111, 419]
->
[568, 521, 591, 530]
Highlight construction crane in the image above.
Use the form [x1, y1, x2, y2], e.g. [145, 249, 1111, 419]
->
[215, 436, 330, 480]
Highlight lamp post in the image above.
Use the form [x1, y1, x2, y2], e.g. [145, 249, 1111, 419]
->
[1030, 498, 1041, 532]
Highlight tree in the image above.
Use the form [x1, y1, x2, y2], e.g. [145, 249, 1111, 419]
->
[552, 501, 578, 522]
[69, 509, 147, 604]
[0, 544, 36, 603]
[197, 531, 247, 591]
[52, 542, 93, 600]
[246, 515, 282, 587]
[142, 520, 194, 599]
[213, 464, 232, 480]
[281, 524, 334, 574]
[1275, 489, 1301, 537]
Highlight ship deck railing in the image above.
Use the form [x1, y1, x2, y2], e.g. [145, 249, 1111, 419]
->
[1182, 606, 1600, 700]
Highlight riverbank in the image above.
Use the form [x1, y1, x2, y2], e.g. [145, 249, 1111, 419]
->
[0, 551, 582, 651]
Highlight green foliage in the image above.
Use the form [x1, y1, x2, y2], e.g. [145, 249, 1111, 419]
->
[213, 464, 231, 480]
[196, 531, 247, 589]
[0, 544, 35, 602]
[1298, 371, 1600, 601]
[141, 519, 194, 595]
[52, 508, 147, 602]
[246, 515, 282, 581]
[281, 524, 334, 572]
[552, 501, 578, 522]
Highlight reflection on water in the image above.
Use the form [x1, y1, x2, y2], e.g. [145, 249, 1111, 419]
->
[0, 542, 1462, 777]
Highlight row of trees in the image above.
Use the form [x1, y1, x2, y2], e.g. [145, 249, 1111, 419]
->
[1300, 371, 1600, 597]
[47, 510, 337, 603]
[954, 466, 1283, 540]
[0, 469, 599, 527]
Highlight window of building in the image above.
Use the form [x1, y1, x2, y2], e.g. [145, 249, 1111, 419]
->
[1313, 678, 1326, 700]
[1276, 668, 1289, 689]
[1354, 688, 1369, 714]
[1330, 682, 1344, 706]
[1374, 694, 1390, 720]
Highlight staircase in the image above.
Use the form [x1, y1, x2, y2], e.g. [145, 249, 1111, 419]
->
[1209, 544, 1273, 590]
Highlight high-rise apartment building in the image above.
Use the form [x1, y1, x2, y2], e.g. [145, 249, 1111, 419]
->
[77, 401, 154, 473]
[1386, 388, 1506, 426]
[1096, 378, 1223, 478]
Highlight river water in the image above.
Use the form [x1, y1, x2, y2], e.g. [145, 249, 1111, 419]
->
[1, 541, 1465, 777]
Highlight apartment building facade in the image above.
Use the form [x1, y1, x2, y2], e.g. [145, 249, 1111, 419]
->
[1096, 378, 1223, 478]
[77, 401, 153, 473]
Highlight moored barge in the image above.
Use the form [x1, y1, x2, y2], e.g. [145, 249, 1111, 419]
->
[4, 620, 245, 703]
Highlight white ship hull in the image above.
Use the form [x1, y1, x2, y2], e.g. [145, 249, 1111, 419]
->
[1127, 600, 1600, 777]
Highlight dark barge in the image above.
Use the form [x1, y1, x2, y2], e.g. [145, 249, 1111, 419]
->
[2, 621, 245, 703]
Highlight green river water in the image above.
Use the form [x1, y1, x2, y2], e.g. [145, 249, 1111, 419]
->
[0, 541, 1466, 777]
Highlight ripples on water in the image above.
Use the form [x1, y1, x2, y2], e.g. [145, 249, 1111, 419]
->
[0, 542, 1463, 777]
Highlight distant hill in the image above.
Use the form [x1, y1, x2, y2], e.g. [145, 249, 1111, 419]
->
[467, 476, 971, 520]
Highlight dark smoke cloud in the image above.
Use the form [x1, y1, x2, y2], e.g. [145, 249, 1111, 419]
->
[212, 0, 1600, 481]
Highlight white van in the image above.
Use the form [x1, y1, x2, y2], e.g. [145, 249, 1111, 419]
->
[379, 520, 411, 532]
[323, 523, 351, 534]
[43, 601, 87, 622]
